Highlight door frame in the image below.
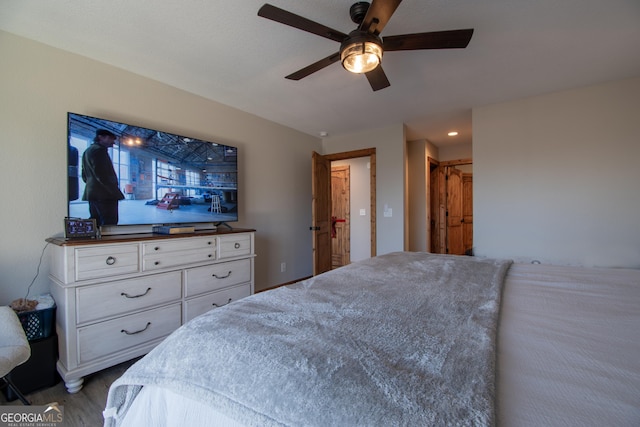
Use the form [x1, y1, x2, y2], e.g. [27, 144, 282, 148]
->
[317, 148, 377, 259]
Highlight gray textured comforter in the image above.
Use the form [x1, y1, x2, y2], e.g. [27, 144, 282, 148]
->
[104, 252, 512, 426]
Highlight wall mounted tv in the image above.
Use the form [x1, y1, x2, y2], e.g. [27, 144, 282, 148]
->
[67, 112, 238, 233]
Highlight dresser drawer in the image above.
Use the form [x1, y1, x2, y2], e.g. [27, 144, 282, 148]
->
[218, 234, 251, 259]
[142, 236, 216, 255]
[184, 258, 251, 297]
[75, 244, 139, 281]
[143, 249, 216, 271]
[142, 237, 216, 271]
[76, 271, 182, 324]
[184, 284, 251, 322]
[77, 304, 181, 364]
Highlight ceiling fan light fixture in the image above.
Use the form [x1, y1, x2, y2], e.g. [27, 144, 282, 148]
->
[258, 2, 475, 91]
[340, 32, 383, 74]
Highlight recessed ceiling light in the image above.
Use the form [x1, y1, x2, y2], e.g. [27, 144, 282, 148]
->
[319, 131, 329, 137]
[447, 131, 459, 137]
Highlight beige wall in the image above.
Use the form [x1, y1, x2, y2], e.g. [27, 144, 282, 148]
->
[0, 31, 322, 303]
[406, 139, 438, 252]
[473, 76, 640, 268]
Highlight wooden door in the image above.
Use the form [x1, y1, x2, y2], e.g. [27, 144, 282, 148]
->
[446, 167, 464, 255]
[462, 173, 473, 255]
[430, 161, 472, 255]
[311, 152, 332, 275]
[331, 165, 350, 269]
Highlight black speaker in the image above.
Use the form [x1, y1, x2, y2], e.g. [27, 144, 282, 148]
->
[68, 145, 79, 201]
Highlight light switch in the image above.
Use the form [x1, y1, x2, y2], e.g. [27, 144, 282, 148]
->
[360, 209, 366, 216]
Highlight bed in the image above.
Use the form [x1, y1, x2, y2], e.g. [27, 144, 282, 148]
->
[103, 252, 640, 426]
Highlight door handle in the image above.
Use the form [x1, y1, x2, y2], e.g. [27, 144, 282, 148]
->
[309, 226, 320, 231]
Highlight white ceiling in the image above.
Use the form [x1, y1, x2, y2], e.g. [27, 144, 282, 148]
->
[1, 0, 639, 147]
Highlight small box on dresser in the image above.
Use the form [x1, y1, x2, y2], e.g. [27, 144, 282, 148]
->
[47, 229, 255, 393]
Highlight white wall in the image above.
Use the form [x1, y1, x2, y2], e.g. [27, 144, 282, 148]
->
[0, 31, 321, 303]
[439, 143, 472, 162]
[407, 139, 439, 252]
[440, 143, 472, 174]
[331, 158, 371, 262]
[473, 76, 640, 268]
[323, 124, 406, 255]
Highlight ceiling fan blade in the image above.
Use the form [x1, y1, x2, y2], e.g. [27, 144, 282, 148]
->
[365, 66, 391, 91]
[383, 29, 474, 51]
[258, 4, 348, 43]
[285, 52, 341, 81]
[359, 0, 403, 35]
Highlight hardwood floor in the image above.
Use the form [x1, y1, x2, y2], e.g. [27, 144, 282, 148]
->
[1, 359, 137, 426]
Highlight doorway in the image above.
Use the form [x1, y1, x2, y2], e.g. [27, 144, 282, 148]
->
[331, 165, 350, 269]
[429, 158, 473, 255]
[312, 149, 376, 275]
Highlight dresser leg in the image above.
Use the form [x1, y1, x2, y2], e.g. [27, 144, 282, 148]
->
[65, 377, 84, 393]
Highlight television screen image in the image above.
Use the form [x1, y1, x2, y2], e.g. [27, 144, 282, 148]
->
[67, 112, 238, 229]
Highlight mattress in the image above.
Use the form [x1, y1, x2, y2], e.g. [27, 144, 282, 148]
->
[109, 261, 640, 426]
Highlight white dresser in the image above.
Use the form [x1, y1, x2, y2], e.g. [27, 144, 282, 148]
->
[47, 229, 255, 393]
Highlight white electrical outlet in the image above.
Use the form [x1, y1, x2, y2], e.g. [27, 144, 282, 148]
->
[280, 262, 286, 273]
[360, 208, 366, 216]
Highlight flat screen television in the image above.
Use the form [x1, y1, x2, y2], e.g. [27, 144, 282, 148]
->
[67, 112, 238, 233]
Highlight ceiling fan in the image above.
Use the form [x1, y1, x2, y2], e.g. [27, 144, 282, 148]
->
[258, 0, 474, 91]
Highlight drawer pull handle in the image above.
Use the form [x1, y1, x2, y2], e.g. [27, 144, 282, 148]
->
[154, 247, 160, 251]
[208, 241, 213, 245]
[154, 261, 160, 266]
[212, 271, 232, 279]
[121, 287, 152, 299]
[208, 254, 213, 258]
[106, 256, 116, 266]
[121, 322, 151, 335]
[212, 298, 233, 308]
[234, 242, 241, 249]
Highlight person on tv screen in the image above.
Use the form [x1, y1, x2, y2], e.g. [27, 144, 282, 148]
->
[82, 129, 124, 225]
